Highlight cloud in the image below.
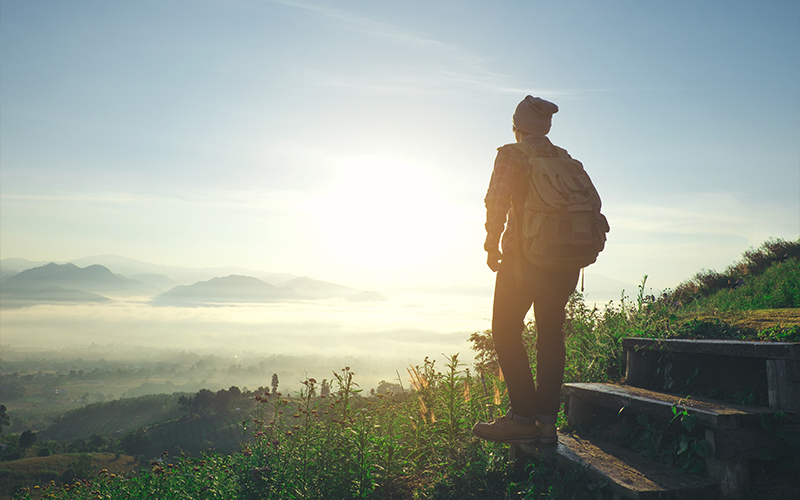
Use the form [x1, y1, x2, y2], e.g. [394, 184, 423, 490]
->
[607, 191, 798, 242]
[1, 189, 314, 215]
[269, 0, 562, 97]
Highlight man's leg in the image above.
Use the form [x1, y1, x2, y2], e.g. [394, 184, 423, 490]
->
[531, 268, 580, 419]
[491, 263, 537, 419]
[471, 262, 539, 444]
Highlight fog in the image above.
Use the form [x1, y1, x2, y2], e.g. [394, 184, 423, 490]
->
[1, 292, 494, 393]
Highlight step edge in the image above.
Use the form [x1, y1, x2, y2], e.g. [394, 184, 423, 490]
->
[522, 433, 718, 499]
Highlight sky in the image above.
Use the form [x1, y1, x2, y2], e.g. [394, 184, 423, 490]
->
[2, 0, 799, 294]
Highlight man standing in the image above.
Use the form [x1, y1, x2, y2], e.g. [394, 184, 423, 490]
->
[472, 96, 607, 444]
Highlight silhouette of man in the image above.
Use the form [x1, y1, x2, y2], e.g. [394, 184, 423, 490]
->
[472, 96, 583, 444]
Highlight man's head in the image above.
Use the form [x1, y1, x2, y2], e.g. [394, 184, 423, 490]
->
[512, 96, 558, 137]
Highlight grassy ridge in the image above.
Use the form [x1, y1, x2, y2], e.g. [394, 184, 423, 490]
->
[39, 395, 182, 442]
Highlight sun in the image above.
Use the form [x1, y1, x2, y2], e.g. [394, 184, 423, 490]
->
[314, 156, 449, 275]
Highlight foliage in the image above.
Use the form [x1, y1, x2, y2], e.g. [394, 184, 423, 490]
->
[10, 364, 613, 500]
[671, 237, 800, 308]
[0, 405, 11, 434]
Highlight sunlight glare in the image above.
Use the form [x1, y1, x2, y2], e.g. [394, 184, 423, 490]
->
[314, 157, 448, 273]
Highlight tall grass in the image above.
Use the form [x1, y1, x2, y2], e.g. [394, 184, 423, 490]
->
[13, 356, 603, 499]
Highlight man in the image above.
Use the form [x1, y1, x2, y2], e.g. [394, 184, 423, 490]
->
[472, 96, 604, 444]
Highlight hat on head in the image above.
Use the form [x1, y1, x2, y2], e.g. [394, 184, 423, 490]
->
[513, 96, 559, 136]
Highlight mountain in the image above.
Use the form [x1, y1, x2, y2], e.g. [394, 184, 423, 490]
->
[69, 255, 296, 286]
[152, 275, 306, 305]
[279, 276, 361, 300]
[0, 258, 54, 282]
[0, 263, 160, 298]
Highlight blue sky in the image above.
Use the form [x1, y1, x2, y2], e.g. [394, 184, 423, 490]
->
[2, 0, 798, 293]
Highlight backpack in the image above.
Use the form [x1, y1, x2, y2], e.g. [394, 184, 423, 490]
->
[508, 141, 609, 271]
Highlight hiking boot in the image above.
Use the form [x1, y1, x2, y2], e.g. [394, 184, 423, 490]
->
[471, 416, 538, 444]
[535, 421, 557, 444]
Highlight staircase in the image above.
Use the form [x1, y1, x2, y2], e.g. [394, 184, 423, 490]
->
[515, 337, 800, 499]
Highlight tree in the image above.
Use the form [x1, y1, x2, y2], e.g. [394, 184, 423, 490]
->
[0, 405, 10, 434]
[19, 430, 37, 449]
[120, 428, 151, 457]
[193, 389, 215, 415]
[271, 373, 279, 395]
[320, 379, 331, 397]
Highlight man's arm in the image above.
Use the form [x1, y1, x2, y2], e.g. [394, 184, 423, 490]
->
[484, 147, 516, 272]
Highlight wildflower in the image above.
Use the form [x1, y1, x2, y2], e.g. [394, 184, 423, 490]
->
[293, 413, 301, 418]
[272, 439, 280, 447]
[285, 430, 293, 436]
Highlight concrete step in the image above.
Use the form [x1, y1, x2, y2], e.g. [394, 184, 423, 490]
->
[517, 433, 718, 500]
[563, 382, 780, 430]
[622, 337, 800, 360]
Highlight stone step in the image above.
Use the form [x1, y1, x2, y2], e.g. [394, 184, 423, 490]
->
[622, 337, 800, 360]
[622, 338, 800, 417]
[517, 433, 718, 500]
[563, 382, 780, 430]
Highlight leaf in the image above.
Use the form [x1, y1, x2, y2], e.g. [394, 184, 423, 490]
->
[681, 413, 697, 432]
[693, 439, 711, 457]
[677, 435, 690, 455]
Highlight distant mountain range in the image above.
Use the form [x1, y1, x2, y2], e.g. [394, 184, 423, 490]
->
[1, 262, 159, 300]
[0, 258, 380, 307]
[151, 275, 306, 305]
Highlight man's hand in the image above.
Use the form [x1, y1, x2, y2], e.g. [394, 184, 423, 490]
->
[486, 249, 503, 272]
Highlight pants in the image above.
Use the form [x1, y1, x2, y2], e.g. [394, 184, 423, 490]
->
[491, 253, 579, 421]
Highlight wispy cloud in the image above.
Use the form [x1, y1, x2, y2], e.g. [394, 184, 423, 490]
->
[0, 189, 315, 214]
[608, 191, 798, 241]
[269, 0, 560, 97]
[270, 0, 459, 52]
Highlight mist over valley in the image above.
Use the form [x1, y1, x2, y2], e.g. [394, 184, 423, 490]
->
[1, 255, 632, 404]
